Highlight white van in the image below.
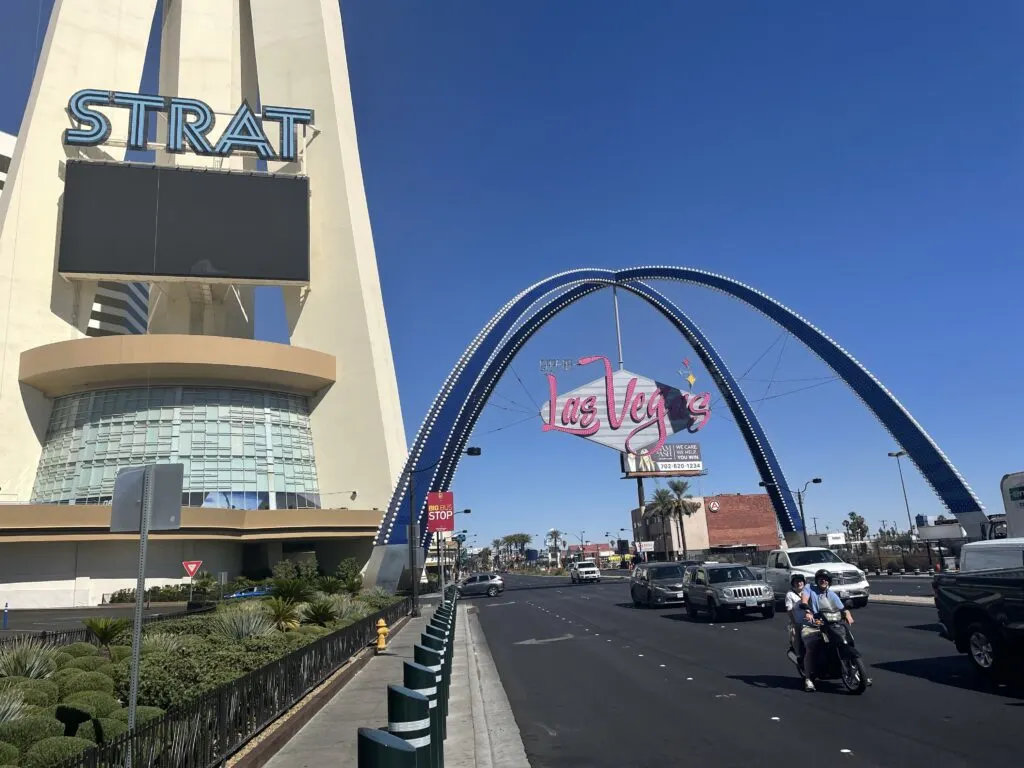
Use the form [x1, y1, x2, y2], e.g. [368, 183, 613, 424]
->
[958, 537, 1024, 572]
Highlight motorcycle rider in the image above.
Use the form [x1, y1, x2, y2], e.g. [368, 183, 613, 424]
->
[785, 573, 808, 663]
[798, 569, 853, 691]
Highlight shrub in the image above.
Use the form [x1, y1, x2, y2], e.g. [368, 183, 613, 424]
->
[108, 646, 131, 663]
[23, 705, 57, 719]
[335, 557, 361, 582]
[76, 717, 128, 745]
[209, 605, 275, 641]
[52, 653, 74, 669]
[107, 706, 163, 725]
[344, 574, 363, 596]
[317, 576, 344, 595]
[0, 716, 65, 754]
[10, 680, 58, 708]
[271, 559, 298, 581]
[61, 644, 98, 659]
[140, 634, 187, 655]
[62, 656, 109, 674]
[24, 736, 94, 768]
[262, 599, 301, 632]
[0, 689, 26, 726]
[51, 669, 83, 686]
[59, 692, 118, 720]
[0, 742, 16, 765]
[301, 598, 337, 627]
[294, 556, 320, 583]
[296, 625, 328, 637]
[61, 672, 114, 698]
[270, 578, 312, 603]
[358, 586, 396, 611]
[330, 595, 370, 623]
[0, 639, 59, 680]
[0, 679, 27, 693]
[143, 615, 215, 639]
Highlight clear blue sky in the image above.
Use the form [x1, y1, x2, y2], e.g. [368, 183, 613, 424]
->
[1, 1, 1020, 549]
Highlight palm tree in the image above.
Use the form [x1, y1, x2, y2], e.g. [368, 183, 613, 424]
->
[647, 480, 699, 559]
[479, 547, 492, 569]
[646, 488, 674, 558]
[547, 529, 563, 565]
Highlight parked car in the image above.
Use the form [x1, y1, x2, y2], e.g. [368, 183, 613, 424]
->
[570, 560, 601, 584]
[225, 586, 272, 600]
[457, 572, 505, 598]
[757, 547, 870, 608]
[933, 565, 1024, 675]
[630, 562, 688, 607]
[683, 563, 775, 620]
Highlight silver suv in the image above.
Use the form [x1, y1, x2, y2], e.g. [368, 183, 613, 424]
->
[456, 572, 505, 598]
[683, 563, 775, 621]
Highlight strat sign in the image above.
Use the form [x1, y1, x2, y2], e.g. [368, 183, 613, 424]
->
[63, 89, 314, 162]
[541, 356, 711, 455]
[426, 491, 456, 533]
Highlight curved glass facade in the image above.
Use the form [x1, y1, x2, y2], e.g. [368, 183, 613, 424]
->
[32, 386, 321, 509]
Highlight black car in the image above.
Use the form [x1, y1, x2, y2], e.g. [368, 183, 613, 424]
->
[630, 563, 689, 607]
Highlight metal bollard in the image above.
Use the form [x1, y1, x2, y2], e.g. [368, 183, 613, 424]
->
[421, 634, 448, 730]
[357, 727, 416, 767]
[387, 685, 431, 767]
[424, 625, 451, 688]
[404, 660, 442, 768]
[414, 644, 445, 740]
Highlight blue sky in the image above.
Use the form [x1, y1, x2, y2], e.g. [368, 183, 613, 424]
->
[1, 1, 1020, 549]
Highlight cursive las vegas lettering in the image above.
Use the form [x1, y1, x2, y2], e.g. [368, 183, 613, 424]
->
[542, 355, 710, 453]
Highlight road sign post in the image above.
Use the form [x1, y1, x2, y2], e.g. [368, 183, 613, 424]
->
[182, 560, 202, 602]
[427, 492, 454, 602]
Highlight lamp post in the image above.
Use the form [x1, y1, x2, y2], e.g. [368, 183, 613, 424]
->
[759, 478, 821, 547]
[887, 450, 929, 565]
[407, 447, 481, 617]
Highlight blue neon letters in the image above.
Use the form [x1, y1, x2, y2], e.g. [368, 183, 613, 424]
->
[63, 89, 314, 162]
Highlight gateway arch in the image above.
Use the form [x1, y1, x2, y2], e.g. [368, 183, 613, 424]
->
[364, 267, 985, 590]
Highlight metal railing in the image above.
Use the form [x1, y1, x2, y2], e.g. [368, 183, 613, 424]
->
[53, 599, 409, 768]
[0, 605, 216, 647]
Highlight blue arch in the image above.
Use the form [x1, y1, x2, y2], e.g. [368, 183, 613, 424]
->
[370, 267, 985, 569]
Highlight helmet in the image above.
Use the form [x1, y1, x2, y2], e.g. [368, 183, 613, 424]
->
[814, 569, 832, 585]
[790, 573, 806, 588]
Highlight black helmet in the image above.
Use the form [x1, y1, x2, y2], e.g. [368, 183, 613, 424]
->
[790, 573, 806, 588]
[814, 569, 832, 585]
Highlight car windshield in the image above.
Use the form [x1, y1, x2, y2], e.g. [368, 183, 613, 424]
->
[707, 566, 755, 583]
[577, 562, 596, 569]
[650, 566, 685, 581]
[789, 550, 844, 567]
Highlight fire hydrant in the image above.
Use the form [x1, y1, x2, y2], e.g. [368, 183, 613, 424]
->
[375, 619, 389, 654]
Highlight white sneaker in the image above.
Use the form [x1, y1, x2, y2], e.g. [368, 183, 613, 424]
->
[804, 678, 816, 692]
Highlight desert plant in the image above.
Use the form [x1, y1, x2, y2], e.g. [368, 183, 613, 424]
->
[82, 617, 130, 657]
[61, 672, 115, 697]
[0, 741, 17, 765]
[300, 598, 338, 627]
[270, 578, 313, 603]
[76, 716, 129, 745]
[24, 736, 94, 768]
[344, 574, 363, 596]
[140, 633, 188, 655]
[359, 586, 395, 610]
[0, 690, 26, 725]
[317, 576, 344, 595]
[330, 595, 369, 623]
[0, 715, 64, 753]
[0, 638, 58, 680]
[263, 598, 301, 632]
[209, 604, 275, 641]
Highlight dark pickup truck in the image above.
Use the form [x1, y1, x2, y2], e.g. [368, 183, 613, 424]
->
[933, 567, 1024, 675]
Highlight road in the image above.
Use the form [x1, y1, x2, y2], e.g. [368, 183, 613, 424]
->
[0, 604, 187, 632]
[474, 574, 1020, 768]
[869, 575, 936, 598]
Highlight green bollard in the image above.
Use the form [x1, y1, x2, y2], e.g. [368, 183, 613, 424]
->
[414, 644, 445, 740]
[357, 727, 416, 767]
[387, 685, 431, 768]
[424, 624, 451, 693]
[421, 634, 448, 730]
[404, 660, 442, 768]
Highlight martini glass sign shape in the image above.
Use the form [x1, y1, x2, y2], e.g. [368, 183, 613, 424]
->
[540, 355, 711, 455]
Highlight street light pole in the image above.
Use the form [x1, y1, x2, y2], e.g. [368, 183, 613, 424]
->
[760, 477, 820, 547]
[888, 450, 914, 534]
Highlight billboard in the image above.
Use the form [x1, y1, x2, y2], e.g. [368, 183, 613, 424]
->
[540, 355, 711, 455]
[620, 442, 703, 477]
[57, 160, 310, 284]
[426, 491, 455, 533]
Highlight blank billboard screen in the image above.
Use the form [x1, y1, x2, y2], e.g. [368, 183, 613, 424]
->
[58, 160, 309, 283]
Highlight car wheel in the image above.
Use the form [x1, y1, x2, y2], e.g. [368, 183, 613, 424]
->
[486, 586, 499, 597]
[854, 598, 869, 609]
[966, 621, 1002, 674]
[761, 606, 776, 619]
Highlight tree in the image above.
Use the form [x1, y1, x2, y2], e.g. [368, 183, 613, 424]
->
[479, 547, 492, 569]
[842, 512, 869, 542]
[647, 479, 699, 558]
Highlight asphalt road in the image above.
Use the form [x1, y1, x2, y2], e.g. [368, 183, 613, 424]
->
[474, 574, 1021, 768]
[0, 604, 187, 632]
[869, 575, 937, 598]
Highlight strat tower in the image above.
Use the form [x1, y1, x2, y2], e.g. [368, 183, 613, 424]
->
[0, 0, 406, 608]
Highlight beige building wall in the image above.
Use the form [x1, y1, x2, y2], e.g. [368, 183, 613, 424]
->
[631, 496, 711, 557]
[0, 0, 159, 501]
[249, 0, 408, 511]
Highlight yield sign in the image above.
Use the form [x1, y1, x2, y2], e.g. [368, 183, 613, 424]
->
[182, 560, 203, 578]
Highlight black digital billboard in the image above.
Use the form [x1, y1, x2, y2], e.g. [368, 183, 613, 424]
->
[58, 160, 310, 284]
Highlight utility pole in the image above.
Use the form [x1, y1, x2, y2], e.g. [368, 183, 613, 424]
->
[811, 517, 819, 534]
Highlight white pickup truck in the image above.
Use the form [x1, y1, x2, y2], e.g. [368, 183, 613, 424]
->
[570, 560, 601, 584]
[758, 547, 870, 608]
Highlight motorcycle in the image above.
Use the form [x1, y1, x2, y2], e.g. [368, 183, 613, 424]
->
[786, 599, 869, 695]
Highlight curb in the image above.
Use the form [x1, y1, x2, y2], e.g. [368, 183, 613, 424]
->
[228, 613, 413, 768]
[870, 595, 934, 607]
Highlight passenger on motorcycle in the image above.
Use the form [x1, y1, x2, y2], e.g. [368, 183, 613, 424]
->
[785, 573, 807, 661]
[798, 569, 854, 692]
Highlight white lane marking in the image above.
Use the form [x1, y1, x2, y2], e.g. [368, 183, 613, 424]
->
[487, 601, 518, 607]
[514, 634, 576, 646]
[637, 654, 644, 657]
[659, 664, 666, 668]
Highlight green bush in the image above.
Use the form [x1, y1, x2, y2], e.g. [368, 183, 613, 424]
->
[296, 625, 328, 637]
[358, 587, 396, 611]
[209, 605, 275, 641]
[0, 716, 65, 754]
[141, 615, 216, 639]
[76, 717, 128, 745]
[61, 673, 114, 698]
[23, 704, 57, 719]
[52, 653, 74, 669]
[107, 706, 163, 725]
[108, 647, 131, 664]
[56, 692, 120, 734]
[0, 678, 28, 693]
[0, 742, 17, 765]
[60, 644, 97, 659]
[62, 657, 109, 674]
[140, 634, 188, 655]
[24, 736, 93, 768]
[270, 578, 312, 603]
[10, 680, 58, 708]
[300, 598, 337, 627]
[0, 640, 59, 680]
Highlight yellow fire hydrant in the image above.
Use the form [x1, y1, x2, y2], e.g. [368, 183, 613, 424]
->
[375, 618, 389, 654]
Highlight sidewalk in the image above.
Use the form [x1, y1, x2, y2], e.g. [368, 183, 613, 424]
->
[263, 601, 528, 767]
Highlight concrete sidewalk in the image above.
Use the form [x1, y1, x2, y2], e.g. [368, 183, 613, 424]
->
[263, 602, 528, 767]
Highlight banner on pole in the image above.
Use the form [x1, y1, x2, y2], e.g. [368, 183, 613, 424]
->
[426, 491, 455, 533]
